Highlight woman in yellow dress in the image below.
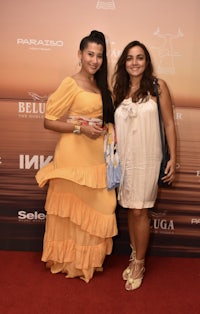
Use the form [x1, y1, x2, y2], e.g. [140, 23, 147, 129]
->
[36, 30, 117, 283]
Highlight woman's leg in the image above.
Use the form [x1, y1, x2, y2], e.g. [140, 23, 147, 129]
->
[125, 208, 150, 290]
[128, 208, 150, 260]
[122, 211, 136, 280]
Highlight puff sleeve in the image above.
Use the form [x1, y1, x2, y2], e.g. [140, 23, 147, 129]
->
[45, 77, 79, 120]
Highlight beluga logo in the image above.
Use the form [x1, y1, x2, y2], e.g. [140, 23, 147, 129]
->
[28, 92, 48, 102]
[18, 92, 47, 119]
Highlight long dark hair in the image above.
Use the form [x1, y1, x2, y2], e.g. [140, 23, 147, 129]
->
[112, 40, 156, 108]
[80, 30, 114, 124]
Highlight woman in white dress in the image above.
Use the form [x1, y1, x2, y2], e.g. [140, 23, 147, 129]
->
[112, 41, 176, 290]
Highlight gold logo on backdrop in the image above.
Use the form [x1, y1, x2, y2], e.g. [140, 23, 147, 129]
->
[16, 39, 64, 51]
[28, 92, 48, 102]
[152, 28, 184, 75]
[17, 92, 47, 119]
[96, 0, 116, 10]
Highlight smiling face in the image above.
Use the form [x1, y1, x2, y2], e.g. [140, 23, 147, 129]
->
[125, 45, 147, 79]
[79, 42, 104, 76]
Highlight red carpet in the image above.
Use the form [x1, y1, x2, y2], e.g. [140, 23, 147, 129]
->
[0, 251, 199, 314]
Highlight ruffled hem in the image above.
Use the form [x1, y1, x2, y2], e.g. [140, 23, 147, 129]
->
[42, 238, 112, 283]
[46, 190, 117, 238]
[35, 162, 107, 188]
[42, 238, 112, 268]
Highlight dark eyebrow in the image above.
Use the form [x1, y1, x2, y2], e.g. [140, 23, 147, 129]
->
[88, 50, 103, 56]
[127, 54, 144, 58]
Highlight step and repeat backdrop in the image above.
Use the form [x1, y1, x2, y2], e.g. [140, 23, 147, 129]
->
[1, 0, 200, 256]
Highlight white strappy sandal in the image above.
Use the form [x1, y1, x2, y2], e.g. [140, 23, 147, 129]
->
[125, 258, 145, 291]
[122, 244, 136, 280]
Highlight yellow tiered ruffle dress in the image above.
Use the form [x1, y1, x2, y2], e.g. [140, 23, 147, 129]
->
[36, 77, 117, 282]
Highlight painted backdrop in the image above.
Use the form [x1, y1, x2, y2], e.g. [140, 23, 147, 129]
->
[0, 0, 200, 256]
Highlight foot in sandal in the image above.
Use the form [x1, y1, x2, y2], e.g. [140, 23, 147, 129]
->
[125, 259, 145, 291]
[122, 244, 136, 280]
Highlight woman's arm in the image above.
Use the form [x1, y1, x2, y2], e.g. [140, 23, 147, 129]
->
[158, 79, 176, 184]
[44, 118, 103, 139]
[44, 118, 74, 133]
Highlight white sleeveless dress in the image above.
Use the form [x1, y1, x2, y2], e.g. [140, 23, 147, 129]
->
[115, 96, 162, 209]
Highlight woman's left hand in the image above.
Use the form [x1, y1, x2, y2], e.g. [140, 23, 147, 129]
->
[162, 159, 176, 185]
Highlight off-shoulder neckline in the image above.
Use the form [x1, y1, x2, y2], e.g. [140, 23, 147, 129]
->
[69, 77, 101, 95]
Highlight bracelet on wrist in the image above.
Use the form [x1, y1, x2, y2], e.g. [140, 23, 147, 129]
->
[73, 124, 81, 134]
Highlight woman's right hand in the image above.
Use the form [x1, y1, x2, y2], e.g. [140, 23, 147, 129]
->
[81, 124, 103, 139]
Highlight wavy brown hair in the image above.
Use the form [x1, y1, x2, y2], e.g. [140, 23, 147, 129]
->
[112, 41, 157, 108]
